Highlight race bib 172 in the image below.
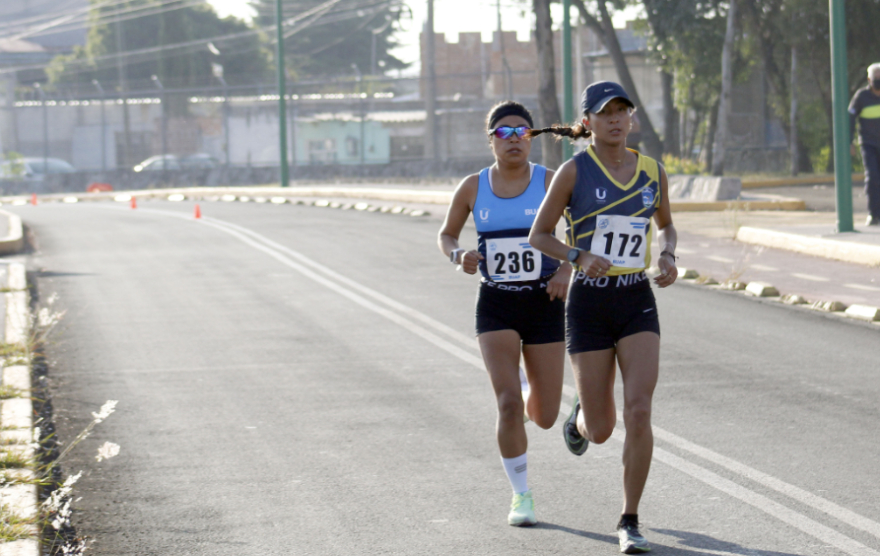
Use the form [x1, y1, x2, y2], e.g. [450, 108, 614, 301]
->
[594, 215, 649, 268]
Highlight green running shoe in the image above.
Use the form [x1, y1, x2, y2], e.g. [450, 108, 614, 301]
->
[507, 490, 536, 527]
[563, 394, 589, 456]
[617, 519, 651, 553]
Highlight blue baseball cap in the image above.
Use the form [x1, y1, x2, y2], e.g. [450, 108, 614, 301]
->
[581, 81, 635, 114]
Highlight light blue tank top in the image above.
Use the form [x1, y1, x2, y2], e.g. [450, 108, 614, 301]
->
[472, 164, 559, 282]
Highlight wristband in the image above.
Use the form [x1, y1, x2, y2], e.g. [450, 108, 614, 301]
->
[450, 248, 465, 264]
[660, 250, 678, 261]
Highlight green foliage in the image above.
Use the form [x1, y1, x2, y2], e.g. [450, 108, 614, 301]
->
[662, 154, 703, 175]
[46, 0, 272, 106]
[0, 152, 27, 180]
[251, 0, 408, 79]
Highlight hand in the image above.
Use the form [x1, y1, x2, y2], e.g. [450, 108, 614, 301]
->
[579, 252, 612, 279]
[851, 144, 859, 157]
[653, 252, 678, 288]
[546, 263, 572, 301]
[460, 250, 483, 275]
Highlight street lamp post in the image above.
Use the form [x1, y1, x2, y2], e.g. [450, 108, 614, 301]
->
[34, 83, 49, 174]
[151, 75, 167, 175]
[212, 63, 231, 168]
[829, 0, 853, 232]
[276, 0, 289, 187]
[562, 0, 574, 162]
[92, 79, 107, 173]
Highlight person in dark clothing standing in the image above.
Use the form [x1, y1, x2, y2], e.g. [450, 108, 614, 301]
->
[849, 63, 880, 226]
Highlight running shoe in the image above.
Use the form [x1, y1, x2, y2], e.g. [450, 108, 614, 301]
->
[507, 490, 537, 527]
[563, 394, 588, 456]
[617, 518, 651, 553]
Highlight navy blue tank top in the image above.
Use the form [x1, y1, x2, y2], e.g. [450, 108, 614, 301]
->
[472, 164, 559, 282]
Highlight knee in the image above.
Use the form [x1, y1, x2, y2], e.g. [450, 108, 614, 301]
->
[530, 409, 557, 430]
[496, 391, 524, 422]
[623, 401, 652, 436]
[586, 422, 614, 444]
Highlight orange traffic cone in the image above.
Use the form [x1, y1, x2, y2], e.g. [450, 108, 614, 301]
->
[194, 204, 201, 219]
[130, 197, 137, 209]
[31, 193, 37, 206]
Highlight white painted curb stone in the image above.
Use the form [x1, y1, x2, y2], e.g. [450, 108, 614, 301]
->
[844, 304, 880, 322]
[745, 282, 780, 297]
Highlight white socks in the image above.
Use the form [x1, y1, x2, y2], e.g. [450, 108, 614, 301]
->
[501, 453, 529, 494]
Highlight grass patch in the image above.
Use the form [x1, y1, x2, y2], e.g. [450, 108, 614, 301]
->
[0, 505, 37, 542]
[0, 343, 28, 359]
[0, 384, 24, 399]
[0, 450, 33, 469]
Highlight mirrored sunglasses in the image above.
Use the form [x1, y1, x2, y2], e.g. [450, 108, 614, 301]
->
[488, 126, 530, 139]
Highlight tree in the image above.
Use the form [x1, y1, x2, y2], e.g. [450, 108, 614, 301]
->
[47, 0, 272, 100]
[571, 0, 663, 159]
[533, 0, 562, 169]
[251, 0, 408, 79]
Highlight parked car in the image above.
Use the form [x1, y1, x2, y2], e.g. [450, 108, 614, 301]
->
[133, 155, 181, 172]
[180, 153, 219, 169]
[0, 157, 76, 180]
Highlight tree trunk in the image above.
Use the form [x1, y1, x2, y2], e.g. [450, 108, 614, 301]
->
[790, 44, 798, 176]
[571, 0, 663, 159]
[712, 0, 735, 176]
[704, 100, 719, 172]
[661, 70, 679, 157]
[533, 0, 562, 170]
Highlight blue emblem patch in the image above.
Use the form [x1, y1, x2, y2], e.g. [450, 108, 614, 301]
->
[641, 187, 655, 209]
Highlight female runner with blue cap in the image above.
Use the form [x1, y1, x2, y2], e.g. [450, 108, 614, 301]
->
[438, 101, 571, 527]
[527, 81, 679, 554]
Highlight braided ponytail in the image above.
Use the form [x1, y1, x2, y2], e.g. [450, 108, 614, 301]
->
[525, 123, 591, 142]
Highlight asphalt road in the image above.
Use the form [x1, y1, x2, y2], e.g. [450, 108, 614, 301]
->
[7, 199, 880, 556]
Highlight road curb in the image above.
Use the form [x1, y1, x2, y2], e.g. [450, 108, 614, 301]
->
[0, 262, 39, 556]
[0, 210, 24, 256]
[665, 265, 880, 328]
[736, 226, 880, 267]
[741, 173, 865, 189]
[2, 186, 806, 213]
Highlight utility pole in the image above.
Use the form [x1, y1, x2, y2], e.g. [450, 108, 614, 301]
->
[425, 0, 437, 161]
[276, 0, 289, 187]
[151, 75, 167, 176]
[496, 0, 513, 98]
[114, 8, 132, 169]
[93, 80, 107, 172]
[829, 0, 853, 232]
[35, 83, 48, 172]
[562, 0, 573, 161]
[212, 63, 230, 167]
[790, 45, 798, 176]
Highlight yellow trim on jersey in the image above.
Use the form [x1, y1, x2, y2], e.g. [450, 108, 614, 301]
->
[860, 104, 880, 119]
[586, 146, 660, 192]
[570, 186, 645, 226]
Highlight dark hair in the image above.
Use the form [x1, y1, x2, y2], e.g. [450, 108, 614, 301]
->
[486, 101, 534, 130]
[525, 122, 592, 142]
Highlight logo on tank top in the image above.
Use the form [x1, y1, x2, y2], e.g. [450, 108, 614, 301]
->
[525, 208, 538, 216]
[641, 186, 655, 209]
[479, 209, 490, 222]
[596, 187, 608, 203]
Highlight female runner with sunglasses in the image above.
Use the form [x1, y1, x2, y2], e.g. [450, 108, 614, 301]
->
[438, 101, 571, 527]
[528, 81, 678, 554]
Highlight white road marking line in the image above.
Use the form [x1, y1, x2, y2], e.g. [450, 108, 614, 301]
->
[750, 264, 779, 272]
[791, 273, 831, 282]
[98, 205, 880, 554]
[706, 255, 735, 263]
[675, 247, 696, 254]
[845, 283, 880, 292]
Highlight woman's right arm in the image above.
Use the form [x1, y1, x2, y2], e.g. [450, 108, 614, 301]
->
[438, 175, 483, 274]
[529, 159, 611, 274]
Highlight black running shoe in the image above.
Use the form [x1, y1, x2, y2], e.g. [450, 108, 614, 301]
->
[562, 394, 588, 456]
[617, 518, 651, 554]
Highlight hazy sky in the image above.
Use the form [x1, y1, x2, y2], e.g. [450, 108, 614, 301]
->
[205, 0, 642, 72]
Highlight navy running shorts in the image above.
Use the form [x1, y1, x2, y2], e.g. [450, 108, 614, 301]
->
[475, 277, 565, 345]
[565, 270, 660, 354]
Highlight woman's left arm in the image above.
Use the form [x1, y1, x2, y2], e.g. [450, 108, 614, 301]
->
[652, 167, 678, 288]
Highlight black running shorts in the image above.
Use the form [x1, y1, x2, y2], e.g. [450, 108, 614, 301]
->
[565, 270, 660, 354]
[475, 278, 565, 345]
